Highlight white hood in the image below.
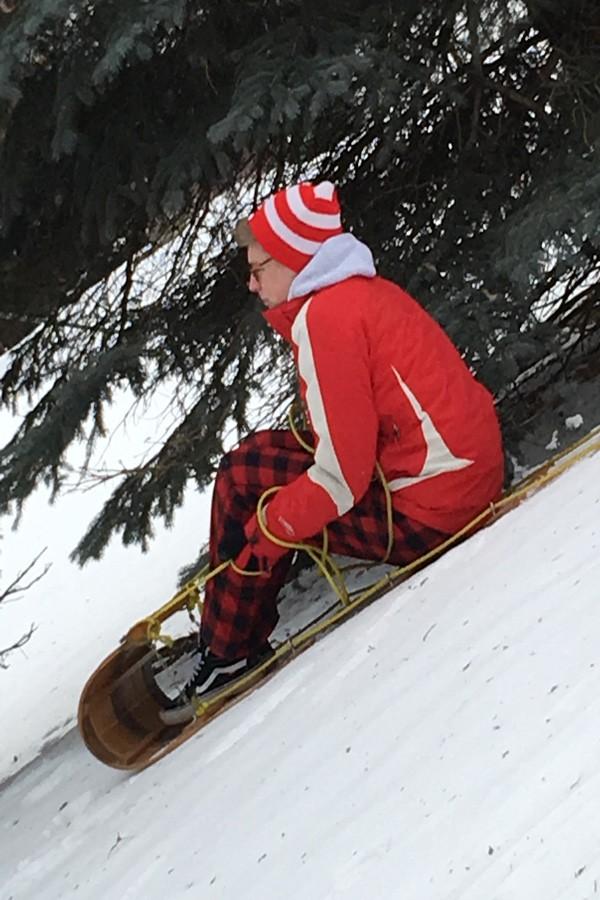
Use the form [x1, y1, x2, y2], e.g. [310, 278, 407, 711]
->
[287, 233, 376, 300]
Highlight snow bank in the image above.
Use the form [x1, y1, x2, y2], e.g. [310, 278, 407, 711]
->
[1, 445, 599, 898]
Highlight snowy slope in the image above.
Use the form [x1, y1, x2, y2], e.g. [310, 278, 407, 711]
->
[1, 446, 600, 900]
[0, 481, 212, 779]
[0, 390, 213, 780]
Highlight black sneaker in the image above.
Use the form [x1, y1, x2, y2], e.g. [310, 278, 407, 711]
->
[160, 641, 274, 725]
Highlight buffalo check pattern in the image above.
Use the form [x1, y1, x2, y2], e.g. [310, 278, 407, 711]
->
[200, 429, 446, 659]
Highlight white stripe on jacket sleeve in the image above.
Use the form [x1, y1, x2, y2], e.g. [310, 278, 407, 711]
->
[291, 300, 355, 516]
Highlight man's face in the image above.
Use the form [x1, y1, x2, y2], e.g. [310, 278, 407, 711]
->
[247, 242, 295, 309]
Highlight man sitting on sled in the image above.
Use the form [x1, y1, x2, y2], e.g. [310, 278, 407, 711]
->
[170, 180, 504, 718]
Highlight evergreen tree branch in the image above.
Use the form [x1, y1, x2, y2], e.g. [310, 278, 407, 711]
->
[0, 547, 50, 603]
[0, 0, 596, 560]
[0, 624, 36, 669]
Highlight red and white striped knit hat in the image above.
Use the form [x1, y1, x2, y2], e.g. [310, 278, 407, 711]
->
[248, 181, 344, 272]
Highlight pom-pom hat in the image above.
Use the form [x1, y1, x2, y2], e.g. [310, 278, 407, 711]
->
[248, 181, 343, 272]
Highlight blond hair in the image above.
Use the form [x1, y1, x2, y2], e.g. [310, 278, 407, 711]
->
[233, 217, 255, 248]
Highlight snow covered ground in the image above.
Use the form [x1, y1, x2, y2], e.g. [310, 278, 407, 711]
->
[2, 438, 600, 899]
[0, 385, 215, 778]
[0, 467, 212, 780]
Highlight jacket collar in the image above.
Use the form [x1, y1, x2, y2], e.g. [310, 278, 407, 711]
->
[263, 233, 376, 341]
[263, 296, 306, 341]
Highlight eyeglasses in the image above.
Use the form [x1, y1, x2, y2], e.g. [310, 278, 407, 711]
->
[248, 256, 273, 282]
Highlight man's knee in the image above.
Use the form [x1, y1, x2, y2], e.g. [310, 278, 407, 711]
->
[219, 430, 282, 471]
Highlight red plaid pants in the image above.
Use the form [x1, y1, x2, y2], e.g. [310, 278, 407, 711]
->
[200, 430, 446, 659]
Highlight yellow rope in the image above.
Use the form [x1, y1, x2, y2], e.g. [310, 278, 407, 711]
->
[375, 461, 395, 563]
[186, 423, 600, 717]
[135, 422, 600, 660]
[351, 421, 600, 609]
[286, 403, 395, 565]
[287, 403, 314, 453]
[255, 486, 350, 605]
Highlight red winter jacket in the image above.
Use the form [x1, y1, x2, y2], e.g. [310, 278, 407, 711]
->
[244, 253, 504, 559]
